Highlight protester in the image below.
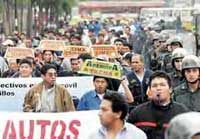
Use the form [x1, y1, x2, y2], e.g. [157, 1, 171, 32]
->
[23, 64, 75, 112]
[12, 58, 34, 78]
[126, 54, 153, 107]
[2, 58, 18, 77]
[88, 92, 147, 139]
[127, 71, 189, 139]
[77, 76, 133, 111]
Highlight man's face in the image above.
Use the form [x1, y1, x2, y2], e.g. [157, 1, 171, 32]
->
[171, 43, 181, 51]
[150, 77, 171, 104]
[192, 135, 200, 139]
[93, 78, 108, 94]
[71, 59, 80, 72]
[184, 68, 199, 83]
[153, 39, 160, 48]
[131, 55, 144, 72]
[99, 100, 119, 128]
[42, 68, 57, 86]
[19, 63, 33, 77]
[124, 27, 130, 35]
[114, 41, 124, 53]
[9, 59, 18, 71]
[43, 51, 53, 63]
[174, 58, 183, 71]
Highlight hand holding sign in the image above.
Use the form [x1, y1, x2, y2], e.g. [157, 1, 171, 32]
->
[79, 59, 122, 80]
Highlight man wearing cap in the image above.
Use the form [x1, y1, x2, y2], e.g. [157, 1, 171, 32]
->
[173, 55, 200, 111]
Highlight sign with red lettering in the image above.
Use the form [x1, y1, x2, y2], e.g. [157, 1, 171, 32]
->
[38, 40, 65, 51]
[91, 45, 118, 58]
[62, 46, 90, 58]
[0, 111, 99, 139]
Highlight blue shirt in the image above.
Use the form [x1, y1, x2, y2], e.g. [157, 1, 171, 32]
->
[77, 90, 102, 111]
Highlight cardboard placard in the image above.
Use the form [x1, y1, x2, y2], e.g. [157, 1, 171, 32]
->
[62, 46, 90, 58]
[79, 59, 122, 80]
[91, 45, 118, 58]
[38, 40, 65, 51]
[4, 47, 34, 59]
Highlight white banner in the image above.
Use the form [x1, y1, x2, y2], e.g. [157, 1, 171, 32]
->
[0, 111, 100, 139]
[0, 77, 94, 111]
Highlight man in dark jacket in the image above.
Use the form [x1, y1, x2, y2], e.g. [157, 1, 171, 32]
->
[127, 71, 189, 139]
[126, 54, 153, 107]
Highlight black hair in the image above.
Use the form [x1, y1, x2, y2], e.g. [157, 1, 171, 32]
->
[123, 52, 133, 63]
[93, 76, 109, 83]
[77, 53, 92, 62]
[149, 71, 172, 88]
[114, 38, 124, 44]
[42, 50, 54, 55]
[40, 64, 57, 75]
[19, 58, 33, 67]
[103, 92, 129, 120]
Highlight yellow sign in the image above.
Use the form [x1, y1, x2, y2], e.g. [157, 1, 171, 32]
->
[38, 40, 65, 51]
[62, 46, 90, 58]
[79, 59, 122, 80]
[4, 47, 34, 59]
[91, 45, 118, 58]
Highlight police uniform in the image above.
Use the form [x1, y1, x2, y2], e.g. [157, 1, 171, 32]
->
[173, 82, 200, 111]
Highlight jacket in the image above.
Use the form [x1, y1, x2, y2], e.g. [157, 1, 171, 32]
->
[127, 101, 189, 139]
[23, 82, 75, 112]
[173, 82, 200, 111]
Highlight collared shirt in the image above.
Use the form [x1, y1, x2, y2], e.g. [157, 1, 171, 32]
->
[88, 122, 147, 139]
[41, 85, 56, 112]
[77, 90, 102, 111]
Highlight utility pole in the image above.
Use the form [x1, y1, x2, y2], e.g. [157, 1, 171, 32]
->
[14, 0, 18, 31]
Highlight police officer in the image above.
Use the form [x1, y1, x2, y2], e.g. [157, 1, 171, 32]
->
[162, 36, 183, 73]
[173, 55, 200, 111]
[148, 34, 162, 71]
[169, 48, 188, 88]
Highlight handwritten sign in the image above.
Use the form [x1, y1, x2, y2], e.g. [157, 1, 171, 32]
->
[79, 59, 122, 80]
[4, 47, 34, 59]
[38, 40, 65, 51]
[62, 46, 90, 58]
[91, 45, 118, 58]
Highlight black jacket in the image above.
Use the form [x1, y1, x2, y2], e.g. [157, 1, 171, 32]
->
[127, 101, 189, 139]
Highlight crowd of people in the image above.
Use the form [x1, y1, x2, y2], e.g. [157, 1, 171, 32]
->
[0, 16, 199, 139]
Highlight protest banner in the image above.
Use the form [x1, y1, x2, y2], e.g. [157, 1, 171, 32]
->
[79, 59, 122, 80]
[91, 45, 118, 58]
[62, 46, 90, 58]
[4, 47, 34, 59]
[38, 40, 65, 51]
[0, 77, 94, 111]
[0, 111, 100, 139]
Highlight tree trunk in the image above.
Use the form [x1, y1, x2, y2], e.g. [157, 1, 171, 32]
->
[20, 4, 24, 32]
[26, 0, 33, 37]
[3, 0, 13, 35]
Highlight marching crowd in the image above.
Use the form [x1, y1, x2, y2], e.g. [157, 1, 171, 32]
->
[0, 17, 199, 139]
